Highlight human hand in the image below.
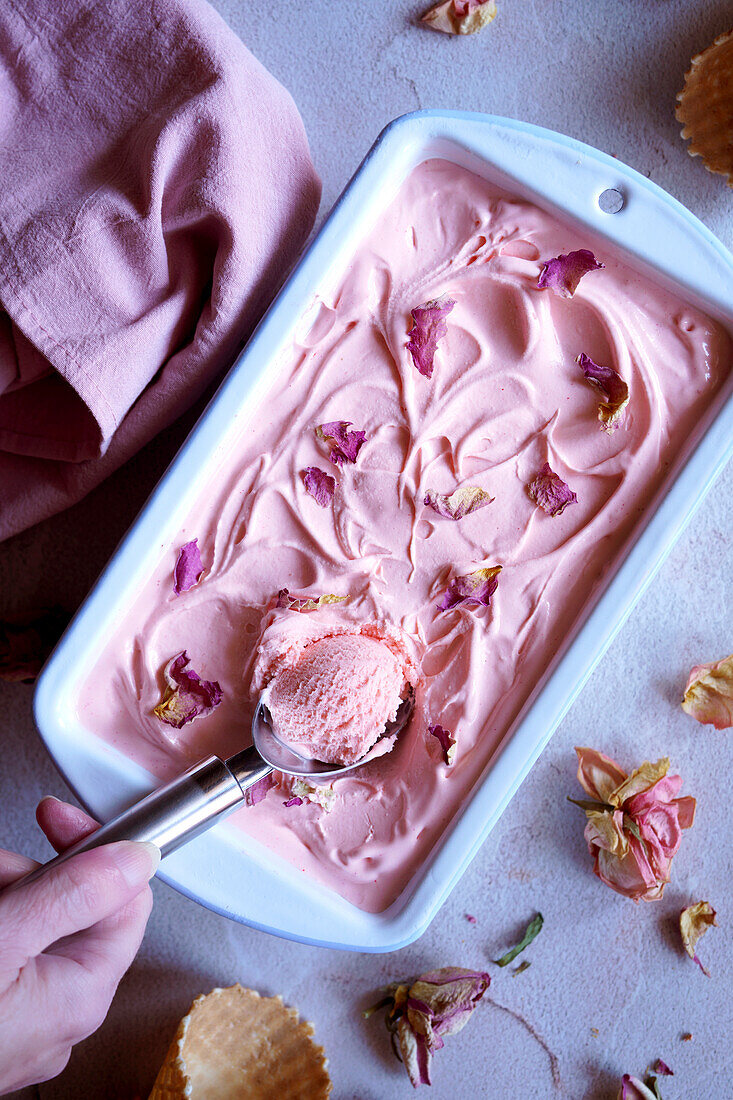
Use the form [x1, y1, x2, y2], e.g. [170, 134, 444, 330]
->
[0, 797, 159, 1094]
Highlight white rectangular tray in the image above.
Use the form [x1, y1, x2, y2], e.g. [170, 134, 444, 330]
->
[34, 112, 733, 951]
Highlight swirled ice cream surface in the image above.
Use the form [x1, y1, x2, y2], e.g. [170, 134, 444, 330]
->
[78, 159, 730, 912]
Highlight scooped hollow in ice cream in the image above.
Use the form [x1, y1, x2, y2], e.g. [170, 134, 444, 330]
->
[252, 609, 418, 766]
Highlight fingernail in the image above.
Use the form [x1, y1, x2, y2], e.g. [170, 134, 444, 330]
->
[110, 841, 161, 887]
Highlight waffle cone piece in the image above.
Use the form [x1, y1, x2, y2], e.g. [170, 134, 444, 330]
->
[676, 29, 733, 184]
[149, 985, 332, 1099]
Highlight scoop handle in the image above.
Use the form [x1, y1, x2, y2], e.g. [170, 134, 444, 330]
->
[10, 748, 272, 890]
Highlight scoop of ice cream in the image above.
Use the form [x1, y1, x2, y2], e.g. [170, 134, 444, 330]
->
[251, 609, 418, 766]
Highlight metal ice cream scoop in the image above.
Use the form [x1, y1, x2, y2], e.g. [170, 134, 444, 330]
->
[15, 687, 415, 887]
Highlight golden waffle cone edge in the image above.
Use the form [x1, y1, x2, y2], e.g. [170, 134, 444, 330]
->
[676, 29, 733, 185]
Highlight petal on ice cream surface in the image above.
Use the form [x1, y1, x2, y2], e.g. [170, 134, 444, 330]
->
[682, 653, 733, 729]
[301, 467, 335, 506]
[424, 485, 494, 520]
[438, 565, 501, 612]
[283, 796, 303, 807]
[275, 589, 347, 613]
[420, 0, 497, 35]
[244, 773, 277, 807]
[173, 538, 204, 594]
[153, 651, 222, 729]
[288, 778, 335, 812]
[429, 724, 456, 765]
[406, 295, 455, 378]
[680, 900, 718, 975]
[577, 353, 629, 431]
[537, 249, 604, 298]
[316, 421, 367, 466]
[527, 463, 578, 516]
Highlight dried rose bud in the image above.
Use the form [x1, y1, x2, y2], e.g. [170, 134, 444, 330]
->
[537, 249, 604, 297]
[682, 653, 733, 729]
[528, 463, 578, 516]
[577, 353, 629, 431]
[680, 901, 717, 976]
[424, 485, 494, 520]
[571, 748, 696, 902]
[153, 651, 223, 729]
[406, 296, 455, 379]
[316, 421, 367, 466]
[365, 966, 490, 1087]
[420, 0, 497, 35]
[438, 565, 501, 613]
[302, 466, 335, 507]
[173, 538, 204, 594]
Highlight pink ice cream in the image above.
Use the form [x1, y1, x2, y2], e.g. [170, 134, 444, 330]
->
[254, 613, 415, 765]
[77, 158, 731, 912]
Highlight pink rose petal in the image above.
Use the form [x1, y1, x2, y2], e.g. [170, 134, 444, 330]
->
[578, 353, 629, 431]
[424, 485, 494, 520]
[429, 723, 457, 765]
[682, 653, 733, 729]
[438, 565, 501, 613]
[406, 295, 455, 379]
[528, 463, 578, 516]
[421, 0, 497, 35]
[316, 421, 367, 466]
[619, 1075, 658, 1100]
[283, 796, 304, 807]
[537, 249, 604, 298]
[153, 651, 223, 729]
[302, 466, 335, 506]
[173, 538, 204, 595]
[652, 1060, 673, 1077]
[245, 773, 277, 807]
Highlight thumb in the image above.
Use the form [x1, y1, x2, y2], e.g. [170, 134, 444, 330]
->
[0, 841, 160, 970]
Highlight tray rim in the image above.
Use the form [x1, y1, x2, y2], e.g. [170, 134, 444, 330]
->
[33, 109, 733, 951]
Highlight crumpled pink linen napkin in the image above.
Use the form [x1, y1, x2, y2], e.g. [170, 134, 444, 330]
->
[0, 0, 320, 541]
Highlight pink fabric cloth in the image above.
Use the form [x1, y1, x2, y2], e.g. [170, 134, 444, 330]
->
[0, 0, 320, 540]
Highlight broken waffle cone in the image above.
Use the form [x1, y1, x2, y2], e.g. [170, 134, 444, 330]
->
[676, 29, 733, 185]
[148, 985, 332, 1099]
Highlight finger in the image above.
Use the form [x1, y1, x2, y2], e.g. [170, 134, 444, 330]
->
[47, 886, 153, 980]
[0, 840, 160, 969]
[0, 848, 39, 889]
[36, 796, 98, 852]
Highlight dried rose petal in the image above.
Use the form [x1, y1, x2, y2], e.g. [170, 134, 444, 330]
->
[429, 723, 456, 765]
[537, 249, 604, 298]
[680, 900, 717, 976]
[289, 778, 335, 812]
[652, 1060, 673, 1077]
[420, 0, 497, 35]
[244, 773, 276, 807]
[682, 653, 733, 729]
[0, 607, 69, 683]
[283, 796, 303, 807]
[302, 466, 335, 507]
[275, 589, 347, 613]
[316, 421, 367, 466]
[406, 295, 455, 379]
[573, 748, 696, 903]
[578, 353, 629, 431]
[153, 651, 223, 729]
[438, 565, 501, 613]
[528, 463, 578, 516]
[465, 914, 477, 924]
[173, 538, 203, 595]
[424, 485, 494, 520]
[618, 1076, 659, 1100]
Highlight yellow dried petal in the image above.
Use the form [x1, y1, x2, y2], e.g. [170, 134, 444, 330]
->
[682, 653, 733, 729]
[611, 758, 669, 806]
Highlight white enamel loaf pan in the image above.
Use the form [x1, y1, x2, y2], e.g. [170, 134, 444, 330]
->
[35, 112, 733, 951]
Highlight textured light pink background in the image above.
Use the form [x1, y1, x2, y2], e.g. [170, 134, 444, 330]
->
[1, 2, 730, 1096]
